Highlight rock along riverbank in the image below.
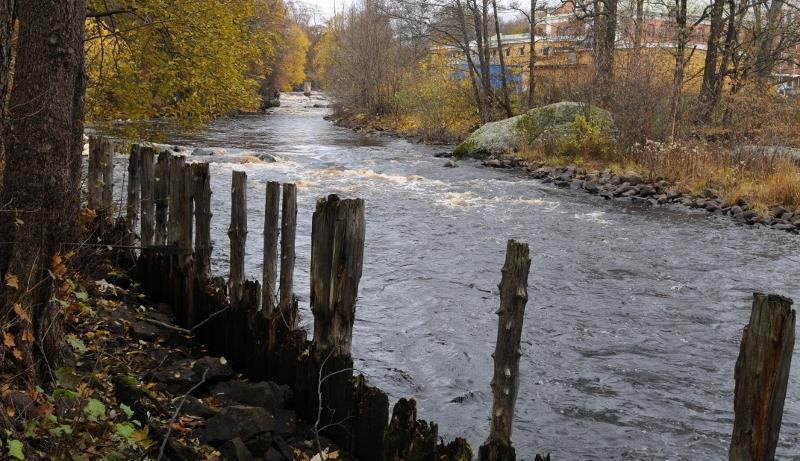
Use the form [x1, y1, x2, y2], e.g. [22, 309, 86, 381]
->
[441, 153, 800, 234]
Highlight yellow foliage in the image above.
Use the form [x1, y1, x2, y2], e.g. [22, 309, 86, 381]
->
[85, 0, 288, 129]
[273, 23, 310, 91]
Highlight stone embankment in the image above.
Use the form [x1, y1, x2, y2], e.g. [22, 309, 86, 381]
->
[449, 154, 800, 234]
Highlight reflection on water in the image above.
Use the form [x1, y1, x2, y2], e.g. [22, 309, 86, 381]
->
[133, 93, 798, 458]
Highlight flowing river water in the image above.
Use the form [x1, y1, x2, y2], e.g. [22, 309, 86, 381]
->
[147, 93, 799, 459]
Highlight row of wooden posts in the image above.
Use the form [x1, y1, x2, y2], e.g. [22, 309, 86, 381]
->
[87, 136, 796, 461]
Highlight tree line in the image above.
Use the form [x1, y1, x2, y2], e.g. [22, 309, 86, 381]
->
[315, 0, 800, 144]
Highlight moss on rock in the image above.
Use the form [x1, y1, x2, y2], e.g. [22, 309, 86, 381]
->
[453, 102, 616, 158]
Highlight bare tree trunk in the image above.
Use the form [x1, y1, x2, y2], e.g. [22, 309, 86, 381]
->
[527, 0, 537, 109]
[594, 0, 618, 105]
[669, 0, 688, 139]
[456, 0, 487, 122]
[632, 0, 643, 71]
[0, 0, 87, 385]
[753, 0, 782, 84]
[696, 0, 725, 123]
[0, 0, 15, 179]
[492, 0, 513, 117]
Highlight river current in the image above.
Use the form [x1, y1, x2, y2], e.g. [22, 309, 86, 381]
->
[150, 93, 798, 459]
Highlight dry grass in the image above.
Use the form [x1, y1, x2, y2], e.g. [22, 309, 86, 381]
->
[520, 139, 800, 213]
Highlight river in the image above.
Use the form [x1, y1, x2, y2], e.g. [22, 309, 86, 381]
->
[155, 93, 799, 459]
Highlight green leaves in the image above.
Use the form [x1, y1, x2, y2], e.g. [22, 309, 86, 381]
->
[6, 438, 24, 460]
[66, 334, 87, 354]
[84, 399, 106, 422]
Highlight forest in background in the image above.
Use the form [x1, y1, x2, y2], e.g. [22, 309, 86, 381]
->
[309, 0, 800, 213]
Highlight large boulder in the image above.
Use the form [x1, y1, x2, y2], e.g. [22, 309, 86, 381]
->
[453, 102, 615, 158]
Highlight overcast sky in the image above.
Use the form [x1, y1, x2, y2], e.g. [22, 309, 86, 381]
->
[302, 0, 336, 20]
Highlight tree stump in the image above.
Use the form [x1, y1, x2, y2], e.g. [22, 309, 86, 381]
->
[139, 146, 156, 246]
[310, 194, 365, 359]
[228, 171, 247, 306]
[479, 240, 531, 461]
[154, 151, 170, 245]
[262, 181, 280, 316]
[729, 293, 795, 461]
[192, 163, 212, 279]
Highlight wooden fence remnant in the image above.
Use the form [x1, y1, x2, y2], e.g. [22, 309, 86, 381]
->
[729, 293, 796, 461]
[228, 170, 247, 306]
[167, 155, 185, 246]
[126, 144, 141, 238]
[479, 239, 531, 461]
[154, 151, 170, 245]
[310, 194, 365, 358]
[262, 181, 281, 316]
[139, 146, 156, 246]
[88, 136, 114, 212]
[179, 163, 194, 254]
[192, 163, 212, 279]
[275, 183, 298, 335]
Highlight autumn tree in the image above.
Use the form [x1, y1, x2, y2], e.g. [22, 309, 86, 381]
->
[0, 0, 87, 385]
[0, 0, 15, 167]
[85, 0, 288, 128]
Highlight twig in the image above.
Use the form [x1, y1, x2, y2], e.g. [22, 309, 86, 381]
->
[141, 305, 230, 335]
[157, 369, 208, 461]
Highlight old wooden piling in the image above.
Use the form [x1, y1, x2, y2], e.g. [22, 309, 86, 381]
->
[479, 240, 531, 461]
[167, 155, 185, 246]
[139, 146, 156, 246]
[262, 181, 281, 316]
[154, 151, 170, 245]
[192, 163, 212, 279]
[88, 136, 115, 212]
[180, 163, 194, 254]
[310, 194, 365, 358]
[228, 171, 247, 306]
[729, 293, 796, 461]
[126, 144, 141, 237]
[277, 183, 298, 330]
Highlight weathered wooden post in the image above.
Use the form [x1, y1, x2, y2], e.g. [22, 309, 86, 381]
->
[729, 293, 795, 461]
[262, 181, 281, 316]
[310, 194, 365, 357]
[88, 136, 114, 212]
[154, 151, 170, 245]
[277, 183, 298, 329]
[180, 163, 194, 254]
[479, 240, 531, 461]
[192, 163, 212, 279]
[126, 144, 141, 239]
[167, 155, 185, 246]
[228, 171, 247, 306]
[139, 146, 156, 246]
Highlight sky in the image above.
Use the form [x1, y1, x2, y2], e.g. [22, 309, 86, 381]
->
[302, 0, 336, 20]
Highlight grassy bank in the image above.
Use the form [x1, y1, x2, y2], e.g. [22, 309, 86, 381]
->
[518, 138, 800, 216]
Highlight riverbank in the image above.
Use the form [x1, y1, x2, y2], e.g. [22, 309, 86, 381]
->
[0, 249, 356, 460]
[447, 151, 800, 234]
[326, 105, 470, 145]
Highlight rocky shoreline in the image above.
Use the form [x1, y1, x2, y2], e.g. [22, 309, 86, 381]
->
[443, 153, 800, 234]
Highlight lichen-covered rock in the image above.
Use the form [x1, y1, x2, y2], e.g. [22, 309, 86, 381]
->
[453, 102, 616, 158]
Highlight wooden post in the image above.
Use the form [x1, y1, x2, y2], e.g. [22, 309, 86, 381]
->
[262, 181, 281, 316]
[278, 183, 297, 327]
[180, 163, 194, 254]
[310, 194, 365, 358]
[167, 155, 185, 246]
[729, 293, 795, 461]
[228, 171, 247, 306]
[126, 144, 141, 238]
[100, 140, 114, 211]
[139, 146, 156, 246]
[88, 136, 114, 211]
[154, 151, 170, 245]
[479, 240, 531, 461]
[192, 163, 212, 279]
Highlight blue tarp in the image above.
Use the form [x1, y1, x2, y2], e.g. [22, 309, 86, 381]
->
[453, 63, 524, 88]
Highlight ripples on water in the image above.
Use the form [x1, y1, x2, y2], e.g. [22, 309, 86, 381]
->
[117, 93, 798, 459]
